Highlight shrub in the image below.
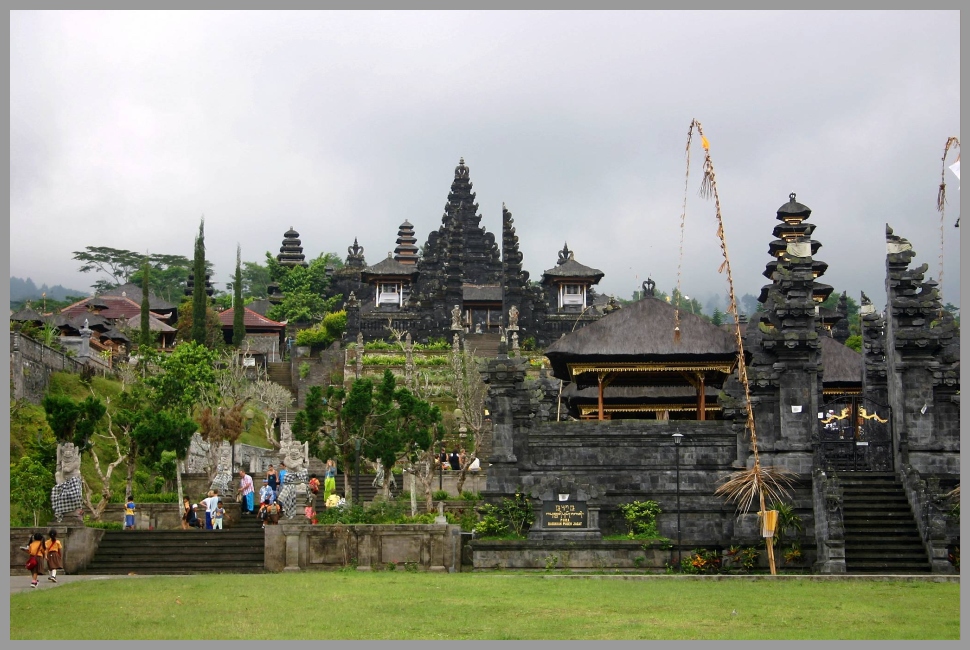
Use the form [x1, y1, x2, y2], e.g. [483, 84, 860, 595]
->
[84, 517, 123, 530]
[299, 361, 311, 379]
[473, 504, 508, 537]
[134, 492, 179, 503]
[460, 491, 480, 501]
[295, 310, 347, 348]
[618, 500, 662, 539]
[724, 545, 760, 572]
[432, 490, 451, 501]
[681, 548, 722, 574]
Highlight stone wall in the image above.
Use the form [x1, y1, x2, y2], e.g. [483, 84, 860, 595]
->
[10, 331, 86, 404]
[10, 526, 105, 575]
[264, 522, 462, 572]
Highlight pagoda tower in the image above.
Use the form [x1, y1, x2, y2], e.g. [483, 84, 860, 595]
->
[267, 227, 309, 303]
[393, 221, 419, 265]
[748, 193, 833, 473]
[277, 227, 308, 268]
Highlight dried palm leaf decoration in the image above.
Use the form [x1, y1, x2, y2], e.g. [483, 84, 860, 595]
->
[682, 119, 795, 573]
[936, 136, 960, 311]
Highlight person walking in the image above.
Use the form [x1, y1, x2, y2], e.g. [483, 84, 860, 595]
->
[45, 529, 64, 582]
[24, 533, 46, 589]
[323, 459, 337, 501]
[237, 470, 255, 515]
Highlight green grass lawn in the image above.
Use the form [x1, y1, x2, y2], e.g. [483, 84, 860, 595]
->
[10, 573, 959, 640]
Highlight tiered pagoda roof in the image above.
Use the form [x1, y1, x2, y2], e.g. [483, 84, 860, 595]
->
[393, 221, 419, 264]
[277, 227, 308, 267]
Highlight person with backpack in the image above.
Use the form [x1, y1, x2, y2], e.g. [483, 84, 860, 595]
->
[124, 495, 136, 530]
[24, 533, 46, 589]
[45, 529, 64, 582]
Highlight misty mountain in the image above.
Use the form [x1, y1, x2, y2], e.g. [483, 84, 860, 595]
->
[10, 277, 90, 302]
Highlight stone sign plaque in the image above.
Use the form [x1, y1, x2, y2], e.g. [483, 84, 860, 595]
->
[541, 501, 588, 529]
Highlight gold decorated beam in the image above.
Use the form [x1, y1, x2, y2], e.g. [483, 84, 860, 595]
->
[568, 360, 736, 382]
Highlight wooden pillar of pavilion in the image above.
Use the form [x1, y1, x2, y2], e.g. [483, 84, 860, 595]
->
[697, 373, 706, 421]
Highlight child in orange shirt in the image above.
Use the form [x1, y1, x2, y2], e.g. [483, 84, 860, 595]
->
[24, 533, 46, 588]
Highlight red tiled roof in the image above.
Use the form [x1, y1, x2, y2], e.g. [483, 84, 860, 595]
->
[218, 307, 285, 329]
[59, 295, 143, 321]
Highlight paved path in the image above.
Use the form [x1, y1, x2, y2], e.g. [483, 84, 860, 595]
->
[10, 573, 190, 595]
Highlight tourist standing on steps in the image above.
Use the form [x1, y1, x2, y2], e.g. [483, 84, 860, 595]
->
[266, 465, 278, 500]
[237, 470, 255, 515]
[181, 496, 192, 529]
[45, 529, 64, 582]
[213, 501, 225, 530]
[202, 490, 220, 529]
[277, 463, 288, 497]
[323, 459, 337, 501]
[124, 495, 136, 530]
[259, 479, 275, 506]
[24, 533, 46, 589]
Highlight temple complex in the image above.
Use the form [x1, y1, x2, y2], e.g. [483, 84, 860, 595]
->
[269, 158, 608, 345]
[477, 193, 958, 574]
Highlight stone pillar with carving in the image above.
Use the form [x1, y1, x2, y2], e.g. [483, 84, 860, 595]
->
[482, 339, 526, 498]
[883, 225, 960, 476]
[811, 468, 846, 574]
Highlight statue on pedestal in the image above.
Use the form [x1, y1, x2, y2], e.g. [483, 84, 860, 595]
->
[275, 438, 308, 518]
[508, 305, 519, 331]
[451, 305, 463, 331]
[51, 443, 84, 523]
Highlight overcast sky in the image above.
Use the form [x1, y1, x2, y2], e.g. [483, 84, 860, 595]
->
[9, 10, 961, 311]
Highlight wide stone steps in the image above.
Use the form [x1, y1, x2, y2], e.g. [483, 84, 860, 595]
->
[838, 472, 931, 574]
[83, 526, 266, 575]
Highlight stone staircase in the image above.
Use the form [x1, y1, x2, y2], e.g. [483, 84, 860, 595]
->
[840, 472, 931, 574]
[464, 332, 502, 358]
[83, 515, 266, 575]
[267, 361, 295, 400]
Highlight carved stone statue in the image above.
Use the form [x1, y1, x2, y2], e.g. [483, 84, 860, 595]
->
[644, 277, 656, 297]
[275, 438, 308, 518]
[451, 305, 462, 330]
[209, 441, 233, 494]
[51, 442, 84, 523]
[508, 305, 519, 331]
[186, 432, 210, 473]
[558, 242, 573, 265]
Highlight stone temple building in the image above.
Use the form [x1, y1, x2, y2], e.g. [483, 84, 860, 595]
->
[477, 194, 959, 574]
[267, 158, 613, 347]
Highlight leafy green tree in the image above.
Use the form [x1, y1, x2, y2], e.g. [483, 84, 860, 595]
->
[10, 456, 55, 526]
[144, 342, 218, 414]
[820, 291, 861, 335]
[72, 246, 147, 292]
[41, 394, 107, 449]
[711, 308, 724, 326]
[242, 260, 272, 299]
[267, 252, 343, 323]
[844, 334, 862, 353]
[131, 409, 198, 465]
[129, 253, 207, 304]
[345, 370, 442, 500]
[233, 245, 245, 347]
[292, 385, 328, 459]
[174, 299, 225, 349]
[191, 218, 209, 346]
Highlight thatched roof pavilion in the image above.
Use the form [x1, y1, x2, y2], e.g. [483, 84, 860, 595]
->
[545, 295, 746, 420]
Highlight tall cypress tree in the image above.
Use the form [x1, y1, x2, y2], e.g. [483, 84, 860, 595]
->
[140, 259, 152, 348]
[232, 244, 245, 347]
[191, 217, 208, 346]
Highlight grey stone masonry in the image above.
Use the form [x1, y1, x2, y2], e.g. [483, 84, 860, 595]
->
[883, 225, 960, 476]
